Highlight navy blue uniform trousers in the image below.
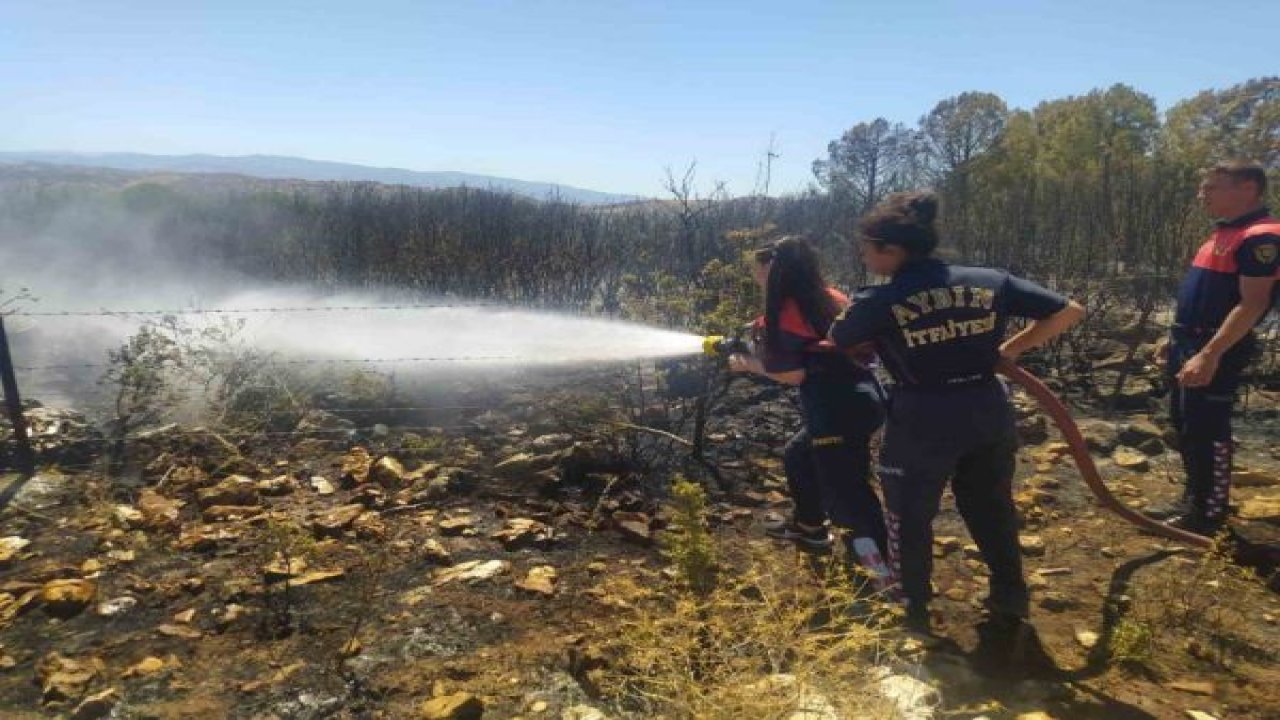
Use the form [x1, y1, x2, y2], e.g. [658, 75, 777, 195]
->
[1167, 330, 1257, 521]
[782, 378, 887, 549]
[875, 380, 1027, 615]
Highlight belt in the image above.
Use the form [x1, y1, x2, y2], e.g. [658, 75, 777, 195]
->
[894, 373, 998, 392]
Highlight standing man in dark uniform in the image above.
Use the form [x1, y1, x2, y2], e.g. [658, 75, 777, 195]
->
[829, 192, 1084, 631]
[1147, 161, 1279, 534]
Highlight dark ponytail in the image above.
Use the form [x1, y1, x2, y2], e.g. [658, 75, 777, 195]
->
[757, 236, 841, 355]
[859, 191, 941, 258]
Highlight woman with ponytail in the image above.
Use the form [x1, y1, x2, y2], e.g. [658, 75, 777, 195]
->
[829, 191, 1084, 632]
[728, 236, 890, 586]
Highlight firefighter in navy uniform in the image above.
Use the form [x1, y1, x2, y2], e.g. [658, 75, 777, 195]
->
[1146, 162, 1279, 535]
[726, 237, 890, 581]
[829, 192, 1084, 630]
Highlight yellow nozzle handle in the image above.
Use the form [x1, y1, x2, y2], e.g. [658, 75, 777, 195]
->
[702, 335, 725, 356]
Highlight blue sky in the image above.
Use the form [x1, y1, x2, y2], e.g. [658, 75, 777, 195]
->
[1, 1, 1273, 197]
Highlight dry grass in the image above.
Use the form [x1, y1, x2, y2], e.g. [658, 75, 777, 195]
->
[1113, 544, 1269, 670]
[593, 479, 910, 719]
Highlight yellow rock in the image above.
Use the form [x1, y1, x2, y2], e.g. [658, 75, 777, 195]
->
[515, 566, 558, 596]
[1233, 469, 1278, 487]
[421, 692, 484, 720]
[123, 656, 169, 678]
[0, 536, 31, 565]
[41, 579, 96, 618]
[1238, 494, 1280, 520]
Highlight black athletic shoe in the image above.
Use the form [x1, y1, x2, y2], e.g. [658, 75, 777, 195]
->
[764, 521, 832, 549]
[1165, 512, 1225, 536]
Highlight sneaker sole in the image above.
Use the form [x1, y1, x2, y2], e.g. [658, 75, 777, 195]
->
[764, 530, 832, 549]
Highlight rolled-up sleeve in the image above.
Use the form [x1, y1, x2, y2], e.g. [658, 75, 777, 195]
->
[829, 289, 889, 348]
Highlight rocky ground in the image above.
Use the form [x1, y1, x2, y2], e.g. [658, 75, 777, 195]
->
[1, 362, 1278, 719]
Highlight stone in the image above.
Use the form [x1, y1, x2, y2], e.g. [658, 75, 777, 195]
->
[874, 669, 940, 720]
[1238, 494, 1280, 521]
[354, 511, 387, 540]
[1015, 714, 1055, 720]
[35, 653, 101, 703]
[1185, 712, 1220, 720]
[313, 504, 367, 537]
[422, 539, 453, 566]
[421, 691, 484, 719]
[157, 623, 203, 639]
[1165, 680, 1215, 696]
[370, 456, 407, 488]
[123, 656, 169, 678]
[263, 555, 308, 582]
[613, 512, 652, 545]
[176, 526, 240, 552]
[196, 475, 260, 508]
[943, 586, 968, 602]
[516, 566, 558, 596]
[1079, 420, 1120, 454]
[1112, 448, 1150, 472]
[96, 596, 138, 617]
[0, 589, 39, 628]
[0, 536, 30, 565]
[341, 447, 374, 485]
[439, 516, 476, 537]
[1119, 420, 1163, 446]
[201, 505, 263, 522]
[932, 536, 962, 557]
[1018, 414, 1050, 445]
[70, 687, 119, 720]
[310, 476, 336, 495]
[112, 505, 145, 529]
[743, 674, 839, 720]
[1137, 437, 1165, 456]
[136, 489, 184, 531]
[1233, 468, 1278, 487]
[1075, 629, 1099, 648]
[1038, 592, 1079, 612]
[494, 452, 559, 480]
[491, 518, 555, 550]
[434, 559, 509, 586]
[41, 578, 96, 618]
[531, 433, 574, 451]
[256, 475, 296, 497]
[1019, 535, 1047, 556]
[287, 570, 346, 587]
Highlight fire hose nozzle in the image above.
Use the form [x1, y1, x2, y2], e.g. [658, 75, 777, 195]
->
[702, 335, 750, 357]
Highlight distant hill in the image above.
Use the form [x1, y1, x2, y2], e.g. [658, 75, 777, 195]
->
[0, 151, 643, 205]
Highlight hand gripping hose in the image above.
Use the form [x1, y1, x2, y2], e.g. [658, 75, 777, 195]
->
[995, 358, 1212, 549]
[710, 334, 1214, 548]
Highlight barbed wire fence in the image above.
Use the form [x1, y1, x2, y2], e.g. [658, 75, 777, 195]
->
[1, 302, 721, 496]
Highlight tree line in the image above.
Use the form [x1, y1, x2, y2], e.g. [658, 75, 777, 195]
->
[1, 78, 1275, 333]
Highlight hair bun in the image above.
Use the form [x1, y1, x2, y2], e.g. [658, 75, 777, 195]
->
[907, 192, 938, 225]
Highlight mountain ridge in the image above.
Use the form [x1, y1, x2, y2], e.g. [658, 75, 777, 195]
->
[0, 150, 643, 205]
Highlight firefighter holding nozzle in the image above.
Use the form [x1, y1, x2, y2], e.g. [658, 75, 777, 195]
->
[723, 236, 893, 589]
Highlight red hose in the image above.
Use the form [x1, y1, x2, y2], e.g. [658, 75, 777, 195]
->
[807, 339, 1213, 548]
[995, 358, 1212, 548]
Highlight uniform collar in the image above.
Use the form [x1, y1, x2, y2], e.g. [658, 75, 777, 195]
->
[894, 257, 945, 277]
[1215, 206, 1270, 228]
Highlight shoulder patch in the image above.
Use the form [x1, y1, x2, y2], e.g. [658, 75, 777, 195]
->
[1256, 241, 1278, 265]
